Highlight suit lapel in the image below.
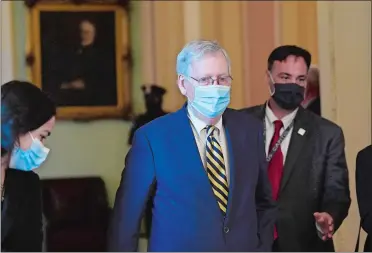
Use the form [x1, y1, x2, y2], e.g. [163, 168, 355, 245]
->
[224, 125, 235, 218]
[280, 108, 313, 192]
[222, 111, 249, 220]
[175, 105, 223, 217]
[175, 105, 205, 172]
[249, 104, 314, 194]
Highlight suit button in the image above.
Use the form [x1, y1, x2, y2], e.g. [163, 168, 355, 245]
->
[224, 226, 230, 233]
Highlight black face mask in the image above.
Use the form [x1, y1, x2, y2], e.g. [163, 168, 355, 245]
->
[271, 83, 305, 110]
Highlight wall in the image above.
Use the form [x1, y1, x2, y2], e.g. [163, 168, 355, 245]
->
[2, 1, 143, 206]
[279, 1, 319, 65]
[1, 1, 15, 83]
[317, 1, 371, 250]
[140, 1, 319, 110]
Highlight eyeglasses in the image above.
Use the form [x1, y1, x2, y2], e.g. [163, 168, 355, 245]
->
[189, 76, 233, 86]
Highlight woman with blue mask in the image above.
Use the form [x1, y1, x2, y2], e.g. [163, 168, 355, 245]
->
[1, 80, 56, 251]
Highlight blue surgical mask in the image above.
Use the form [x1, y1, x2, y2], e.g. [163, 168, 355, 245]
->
[190, 85, 231, 118]
[9, 133, 50, 171]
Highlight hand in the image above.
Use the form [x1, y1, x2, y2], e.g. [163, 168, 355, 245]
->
[314, 212, 334, 241]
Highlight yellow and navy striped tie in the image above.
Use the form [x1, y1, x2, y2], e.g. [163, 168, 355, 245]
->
[205, 125, 229, 215]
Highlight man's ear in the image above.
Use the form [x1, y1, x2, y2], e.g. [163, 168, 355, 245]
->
[265, 70, 271, 81]
[177, 75, 187, 95]
[266, 71, 275, 96]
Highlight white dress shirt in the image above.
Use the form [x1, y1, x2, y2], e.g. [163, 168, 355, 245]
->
[264, 104, 298, 164]
[187, 106, 230, 184]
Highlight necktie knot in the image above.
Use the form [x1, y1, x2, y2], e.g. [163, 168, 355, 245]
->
[206, 125, 216, 137]
[273, 120, 283, 134]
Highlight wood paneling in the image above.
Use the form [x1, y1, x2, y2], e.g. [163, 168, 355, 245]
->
[140, 1, 319, 111]
[152, 1, 185, 111]
[243, 1, 277, 107]
[317, 2, 371, 250]
[279, 1, 318, 64]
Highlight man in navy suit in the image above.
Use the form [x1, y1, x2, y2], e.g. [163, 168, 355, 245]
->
[107, 40, 276, 252]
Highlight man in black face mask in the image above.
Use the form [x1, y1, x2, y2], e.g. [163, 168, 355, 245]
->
[241, 45, 350, 252]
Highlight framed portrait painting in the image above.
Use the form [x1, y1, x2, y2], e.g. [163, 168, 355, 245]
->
[28, 2, 131, 119]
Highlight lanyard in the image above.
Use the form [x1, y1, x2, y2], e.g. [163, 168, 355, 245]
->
[263, 118, 294, 162]
[1, 184, 5, 202]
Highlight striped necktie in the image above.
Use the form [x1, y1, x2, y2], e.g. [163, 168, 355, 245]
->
[205, 125, 229, 215]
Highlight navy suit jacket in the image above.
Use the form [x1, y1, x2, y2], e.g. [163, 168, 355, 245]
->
[107, 105, 276, 252]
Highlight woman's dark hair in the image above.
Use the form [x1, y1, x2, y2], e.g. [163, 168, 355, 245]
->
[1, 80, 56, 156]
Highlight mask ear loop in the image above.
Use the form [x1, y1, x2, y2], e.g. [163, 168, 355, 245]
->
[29, 132, 35, 141]
[268, 72, 275, 96]
[28, 132, 50, 153]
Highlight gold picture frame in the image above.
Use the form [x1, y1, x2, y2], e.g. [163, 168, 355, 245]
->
[28, 2, 131, 120]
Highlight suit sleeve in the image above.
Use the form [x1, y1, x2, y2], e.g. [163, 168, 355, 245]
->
[356, 148, 372, 234]
[321, 127, 351, 232]
[12, 173, 43, 251]
[107, 129, 156, 251]
[255, 124, 277, 252]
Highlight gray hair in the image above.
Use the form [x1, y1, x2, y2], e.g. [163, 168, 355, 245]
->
[176, 40, 231, 76]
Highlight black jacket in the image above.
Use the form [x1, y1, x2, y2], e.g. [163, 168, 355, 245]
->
[1, 169, 43, 251]
[241, 105, 351, 252]
[356, 145, 372, 252]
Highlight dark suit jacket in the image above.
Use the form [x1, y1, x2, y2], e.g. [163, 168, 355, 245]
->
[241, 105, 351, 252]
[1, 169, 43, 251]
[356, 145, 372, 252]
[107, 105, 276, 252]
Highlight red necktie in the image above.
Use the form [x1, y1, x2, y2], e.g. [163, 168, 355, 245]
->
[268, 120, 284, 239]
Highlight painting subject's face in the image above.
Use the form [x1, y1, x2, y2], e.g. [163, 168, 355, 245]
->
[80, 20, 96, 46]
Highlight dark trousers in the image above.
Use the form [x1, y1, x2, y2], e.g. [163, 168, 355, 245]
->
[272, 239, 279, 252]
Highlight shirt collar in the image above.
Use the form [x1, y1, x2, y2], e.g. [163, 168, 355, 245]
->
[265, 102, 298, 129]
[187, 105, 223, 136]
